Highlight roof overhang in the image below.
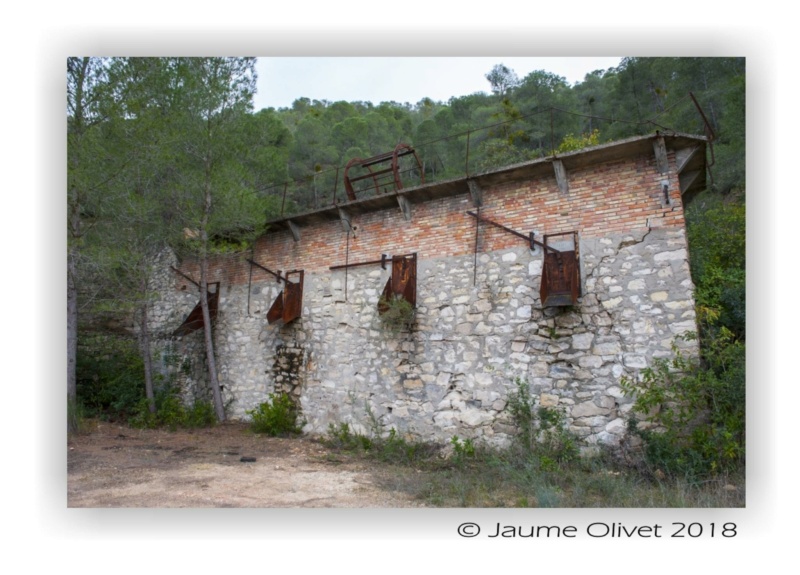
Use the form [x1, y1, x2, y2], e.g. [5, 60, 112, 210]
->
[266, 132, 708, 232]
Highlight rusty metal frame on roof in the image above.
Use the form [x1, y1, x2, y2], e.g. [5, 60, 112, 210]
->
[378, 253, 417, 315]
[343, 143, 424, 201]
[172, 282, 221, 337]
[540, 232, 581, 307]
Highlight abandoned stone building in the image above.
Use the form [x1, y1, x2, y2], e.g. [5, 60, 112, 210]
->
[149, 132, 707, 449]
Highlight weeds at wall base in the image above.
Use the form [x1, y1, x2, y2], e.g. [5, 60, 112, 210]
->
[129, 385, 217, 431]
[319, 376, 743, 507]
[247, 393, 303, 436]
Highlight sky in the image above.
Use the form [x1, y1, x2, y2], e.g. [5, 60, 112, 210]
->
[253, 57, 622, 111]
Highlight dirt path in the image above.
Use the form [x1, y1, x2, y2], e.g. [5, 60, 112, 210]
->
[68, 422, 425, 508]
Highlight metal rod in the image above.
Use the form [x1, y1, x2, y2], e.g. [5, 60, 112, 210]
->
[333, 166, 340, 205]
[245, 259, 290, 284]
[465, 211, 559, 253]
[330, 252, 414, 271]
[330, 258, 387, 271]
[345, 227, 350, 301]
[247, 245, 254, 316]
[689, 91, 716, 184]
[465, 130, 471, 177]
[689, 92, 716, 142]
[473, 204, 480, 286]
[170, 266, 200, 289]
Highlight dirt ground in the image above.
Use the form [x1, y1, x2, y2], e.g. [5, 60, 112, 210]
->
[67, 422, 426, 508]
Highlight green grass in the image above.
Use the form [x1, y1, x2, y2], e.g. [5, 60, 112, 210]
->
[320, 424, 744, 507]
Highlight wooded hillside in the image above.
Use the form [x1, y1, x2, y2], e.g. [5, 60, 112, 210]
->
[68, 57, 745, 478]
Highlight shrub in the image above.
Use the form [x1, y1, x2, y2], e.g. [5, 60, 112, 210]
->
[377, 295, 415, 333]
[686, 197, 746, 340]
[507, 379, 578, 464]
[68, 397, 87, 435]
[324, 419, 439, 465]
[451, 436, 476, 461]
[247, 393, 302, 436]
[556, 129, 601, 153]
[620, 336, 745, 478]
[76, 335, 145, 421]
[130, 384, 216, 431]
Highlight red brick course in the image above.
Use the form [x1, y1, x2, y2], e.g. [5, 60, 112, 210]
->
[173, 151, 685, 289]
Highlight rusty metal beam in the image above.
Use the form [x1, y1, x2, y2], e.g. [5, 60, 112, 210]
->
[466, 211, 558, 253]
[170, 266, 200, 289]
[246, 258, 287, 284]
[172, 283, 220, 337]
[330, 253, 390, 271]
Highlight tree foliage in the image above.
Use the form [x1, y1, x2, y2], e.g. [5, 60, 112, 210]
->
[485, 63, 520, 97]
[71, 58, 746, 448]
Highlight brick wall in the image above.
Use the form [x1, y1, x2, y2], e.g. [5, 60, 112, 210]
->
[173, 150, 685, 285]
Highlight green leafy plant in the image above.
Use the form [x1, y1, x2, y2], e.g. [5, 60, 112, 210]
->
[247, 393, 302, 436]
[556, 129, 601, 153]
[378, 294, 415, 333]
[507, 378, 578, 463]
[326, 422, 373, 451]
[130, 384, 217, 431]
[620, 336, 745, 478]
[68, 397, 87, 435]
[76, 335, 146, 421]
[451, 436, 476, 463]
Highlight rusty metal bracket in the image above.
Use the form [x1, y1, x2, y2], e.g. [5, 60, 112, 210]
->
[466, 211, 558, 253]
[170, 266, 200, 290]
[246, 258, 287, 284]
[329, 253, 393, 271]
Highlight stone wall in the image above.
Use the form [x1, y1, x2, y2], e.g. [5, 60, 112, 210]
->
[148, 137, 700, 449]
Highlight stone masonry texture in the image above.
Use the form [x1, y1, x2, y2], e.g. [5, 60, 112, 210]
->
[148, 142, 698, 449]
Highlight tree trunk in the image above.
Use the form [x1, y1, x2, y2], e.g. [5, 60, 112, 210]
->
[200, 151, 226, 421]
[67, 253, 78, 403]
[139, 280, 156, 414]
[67, 57, 89, 405]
